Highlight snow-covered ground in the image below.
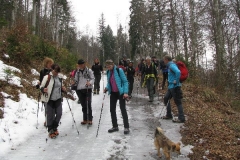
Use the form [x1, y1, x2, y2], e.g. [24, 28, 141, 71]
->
[0, 60, 193, 159]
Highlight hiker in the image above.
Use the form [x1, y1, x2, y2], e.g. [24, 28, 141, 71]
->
[159, 59, 168, 90]
[70, 64, 80, 103]
[104, 59, 130, 134]
[91, 58, 103, 94]
[151, 56, 159, 95]
[118, 60, 126, 72]
[126, 61, 135, 98]
[162, 55, 185, 123]
[37, 57, 54, 89]
[36, 57, 54, 126]
[74, 59, 95, 125]
[152, 56, 159, 68]
[141, 56, 158, 102]
[138, 58, 145, 86]
[122, 54, 128, 67]
[40, 64, 66, 138]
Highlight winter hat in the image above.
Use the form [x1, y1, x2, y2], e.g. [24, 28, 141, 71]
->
[105, 59, 114, 66]
[78, 59, 85, 64]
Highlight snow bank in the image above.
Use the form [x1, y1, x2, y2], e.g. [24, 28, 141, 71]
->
[0, 60, 22, 87]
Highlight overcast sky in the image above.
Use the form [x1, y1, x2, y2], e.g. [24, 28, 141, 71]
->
[69, 0, 131, 36]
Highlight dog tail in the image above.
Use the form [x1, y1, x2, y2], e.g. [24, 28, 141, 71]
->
[155, 127, 163, 136]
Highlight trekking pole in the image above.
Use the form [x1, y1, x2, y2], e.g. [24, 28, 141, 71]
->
[65, 97, 80, 135]
[96, 93, 106, 137]
[102, 72, 105, 91]
[36, 91, 40, 129]
[86, 80, 90, 129]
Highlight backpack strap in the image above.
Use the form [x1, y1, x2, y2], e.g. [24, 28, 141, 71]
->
[44, 74, 51, 88]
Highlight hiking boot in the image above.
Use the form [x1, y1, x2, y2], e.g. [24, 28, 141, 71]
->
[124, 128, 130, 134]
[53, 129, 59, 136]
[162, 115, 173, 120]
[81, 121, 88, 125]
[108, 127, 119, 133]
[172, 119, 185, 123]
[88, 121, 93, 125]
[48, 129, 57, 139]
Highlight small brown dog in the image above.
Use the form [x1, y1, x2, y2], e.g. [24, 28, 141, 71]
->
[154, 127, 181, 160]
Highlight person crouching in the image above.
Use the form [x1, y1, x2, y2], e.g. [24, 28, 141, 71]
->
[40, 64, 66, 139]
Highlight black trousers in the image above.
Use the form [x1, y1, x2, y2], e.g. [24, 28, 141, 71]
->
[127, 77, 134, 96]
[162, 72, 168, 89]
[76, 89, 92, 121]
[110, 92, 129, 128]
[94, 75, 101, 92]
[47, 98, 62, 132]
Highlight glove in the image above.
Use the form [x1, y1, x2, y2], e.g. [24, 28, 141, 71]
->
[104, 88, 108, 93]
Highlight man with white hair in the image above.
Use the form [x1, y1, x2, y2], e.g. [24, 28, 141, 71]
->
[141, 56, 158, 102]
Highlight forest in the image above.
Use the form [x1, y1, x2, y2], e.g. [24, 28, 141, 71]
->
[0, 0, 240, 159]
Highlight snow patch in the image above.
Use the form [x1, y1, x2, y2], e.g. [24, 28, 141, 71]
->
[31, 69, 40, 76]
[0, 60, 22, 87]
[4, 54, 9, 58]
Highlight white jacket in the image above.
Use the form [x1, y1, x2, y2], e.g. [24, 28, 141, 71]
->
[40, 72, 63, 102]
[74, 67, 95, 90]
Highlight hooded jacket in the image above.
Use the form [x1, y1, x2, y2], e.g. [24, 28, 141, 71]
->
[106, 65, 128, 95]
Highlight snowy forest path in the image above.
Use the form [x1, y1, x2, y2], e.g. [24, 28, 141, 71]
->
[1, 75, 190, 160]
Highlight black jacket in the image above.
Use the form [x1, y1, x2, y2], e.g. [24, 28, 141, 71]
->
[39, 68, 52, 83]
[91, 63, 103, 75]
[36, 68, 51, 89]
[126, 66, 135, 78]
[142, 63, 157, 77]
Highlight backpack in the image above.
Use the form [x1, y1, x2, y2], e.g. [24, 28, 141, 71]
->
[44, 74, 51, 88]
[175, 61, 189, 83]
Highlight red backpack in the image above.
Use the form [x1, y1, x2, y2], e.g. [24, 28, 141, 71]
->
[176, 61, 189, 82]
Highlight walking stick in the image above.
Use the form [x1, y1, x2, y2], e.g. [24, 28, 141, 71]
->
[96, 93, 106, 137]
[86, 80, 90, 129]
[36, 91, 41, 129]
[66, 97, 80, 135]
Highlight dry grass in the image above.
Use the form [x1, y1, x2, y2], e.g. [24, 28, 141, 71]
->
[179, 84, 240, 159]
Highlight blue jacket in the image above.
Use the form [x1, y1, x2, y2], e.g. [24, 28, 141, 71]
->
[167, 61, 181, 89]
[106, 65, 129, 95]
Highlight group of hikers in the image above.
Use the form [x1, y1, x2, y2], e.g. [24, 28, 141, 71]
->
[36, 54, 186, 139]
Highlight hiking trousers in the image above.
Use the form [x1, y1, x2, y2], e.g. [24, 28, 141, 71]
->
[47, 98, 62, 132]
[76, 89, 93, 121]
[146, 77, 155, 101]
[162, 72, 168, 89]
[164, 87, 185, 121]
[110, 92, 129, 128]
[127, 77, 134, 96]
[94, 75, 101, 92]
